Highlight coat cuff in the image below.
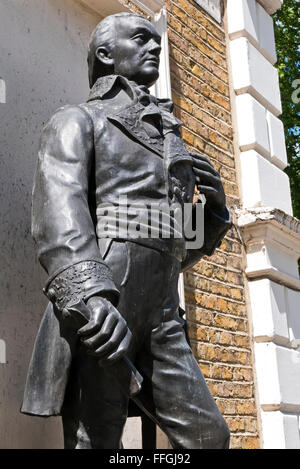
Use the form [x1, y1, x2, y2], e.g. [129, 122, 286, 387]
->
[202, 205, 232, 256]
[43, 260, 119, 311]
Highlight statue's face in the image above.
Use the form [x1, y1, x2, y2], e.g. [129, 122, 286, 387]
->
[112, 16, 162, 87]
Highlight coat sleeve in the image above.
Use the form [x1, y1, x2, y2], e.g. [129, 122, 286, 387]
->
[32, 105, 119, 311]
[181, 204, 232, 272]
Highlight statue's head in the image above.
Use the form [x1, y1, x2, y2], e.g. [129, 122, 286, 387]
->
[88, 12, 161, 88]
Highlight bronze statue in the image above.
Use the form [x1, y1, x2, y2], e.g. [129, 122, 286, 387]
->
[22, 12, 231, 449]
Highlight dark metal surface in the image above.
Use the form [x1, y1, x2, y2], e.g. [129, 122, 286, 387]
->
[22, 12, 232, 449]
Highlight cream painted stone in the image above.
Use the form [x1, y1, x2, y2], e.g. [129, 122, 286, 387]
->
[248, 279, 289, 343]
[235, 96, 270, 157]
[240, 150, 292, 214]
[237, 208, 300, 289]
[256, 2, 277, 64]
[249, 279, 300, 348]
[0, 78, 6, 103]
[246, 241, 299, 285]
[262, 244, 299, 279]
[122, 417, 142, 449]
[255, 342, 300, 408]
[227, 0, 258, 46]
[257, 0, 283, 15]
[254, 342, 281, 406]
[286, 288, 300, 349]
[282, 414, 300, 449]
[0, 339, 6, 364]
[266, 111, 288, 170]
[227, 0, 276, 64]
[275, 343, 300, 408]
[157, 427, 171, 449]
[261, 411, 300, 449]
[230, 37, 282, 115]
[230, 38, 252, 93]
[194, 0, 222, 23]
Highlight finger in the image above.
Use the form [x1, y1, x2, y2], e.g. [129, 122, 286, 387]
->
[192, 158, 219, 176]
[197, 185, 218, 196]
[193, 169, 220, 186]
[78, 321, 100, 339]
[99, 329, 132, 365]
[174, 187, 183, 200]
[190, 152, 212, 165]
[78, 308, 107, 338]
[82, 313, 119, 350]
[90, 322, 129, 359]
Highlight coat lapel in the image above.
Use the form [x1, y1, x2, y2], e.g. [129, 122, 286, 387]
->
[107, 102, 164, 158]
[88, 76, 165, 158]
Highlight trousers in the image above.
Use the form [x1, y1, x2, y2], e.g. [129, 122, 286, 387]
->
[61, 240, 230, 449]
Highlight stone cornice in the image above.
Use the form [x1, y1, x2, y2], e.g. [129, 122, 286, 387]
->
[256, 0, 283, 15]
[78, 0, 165, 17]
[236, 207, 300, 290]
[236, 207, 300, 245]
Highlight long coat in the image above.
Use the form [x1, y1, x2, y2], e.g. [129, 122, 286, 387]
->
[21, 75, 231, 416]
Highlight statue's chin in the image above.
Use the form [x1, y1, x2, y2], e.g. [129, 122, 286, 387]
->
[136, 69, 160, 88]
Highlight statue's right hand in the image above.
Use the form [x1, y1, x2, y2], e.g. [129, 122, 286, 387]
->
[77, 296, 131, 365]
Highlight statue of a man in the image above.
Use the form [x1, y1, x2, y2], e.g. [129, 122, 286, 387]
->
[22, 12, 231, 449]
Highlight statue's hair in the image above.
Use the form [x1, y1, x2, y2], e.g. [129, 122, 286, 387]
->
[88, 12, 145, 87]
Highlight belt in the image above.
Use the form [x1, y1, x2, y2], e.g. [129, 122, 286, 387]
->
[98, 237, 186, 263]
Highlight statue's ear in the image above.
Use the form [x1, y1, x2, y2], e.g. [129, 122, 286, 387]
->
[95, 47, 114, 67]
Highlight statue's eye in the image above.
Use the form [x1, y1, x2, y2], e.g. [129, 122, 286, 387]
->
[132, 34, 147, 43]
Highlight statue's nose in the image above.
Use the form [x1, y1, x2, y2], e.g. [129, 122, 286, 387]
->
[148, 39, 161, 56]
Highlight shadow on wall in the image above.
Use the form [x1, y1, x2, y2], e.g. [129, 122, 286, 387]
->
[0, 0, 101, 449]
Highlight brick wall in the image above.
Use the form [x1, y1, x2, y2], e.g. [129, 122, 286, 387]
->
[126, 0, 261, 449]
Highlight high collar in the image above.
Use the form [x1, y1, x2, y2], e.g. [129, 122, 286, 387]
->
[87, 75, 191, 168]
[87, 74, 181, 135]
[88, 75, 142, 103]
[88, 75, 174, 111]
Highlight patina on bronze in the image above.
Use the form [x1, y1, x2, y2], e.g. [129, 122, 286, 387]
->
[22, 13, 231, 449]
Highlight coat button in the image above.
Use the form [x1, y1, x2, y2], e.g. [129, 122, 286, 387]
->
[62, 308, 71, 319]
[47, 288, 56, 301]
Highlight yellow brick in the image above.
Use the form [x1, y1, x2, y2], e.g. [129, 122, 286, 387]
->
[181, 127, 194, 145]
[207, 35, 226, 55]
[216, 398, 237, 415]
[227, 271, 244, 286]
[191, 64, 204, 80]
[216, 298, 228, 313]
[198, 361, 210, 378]
[231, 288, 243, 301]
[209, 381, 252, 399]
[236, 401, 257, 416]
[233, 367, 252, 382]
[241, 437, 260, 450]
[227, 417, 245, 433]
[206, 296, 216, 310]
[227, 301, 247, 318]
[214, 267, 226, 281]
[214, 314, 240, 331]
[218, 331, 234, 346]
[211, 364, 233, 380]
[173, 5, 187, 23]
[227, 416, 258, 435]
[233, 335, 250, 349]
[169, 14, 182, 34]
[176, 0, 193, 15]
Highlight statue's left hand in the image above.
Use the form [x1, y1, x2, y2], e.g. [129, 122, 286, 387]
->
[77, 296, 131, 365]
[191, 152, 226, 216]
[169, 161, 195, 204]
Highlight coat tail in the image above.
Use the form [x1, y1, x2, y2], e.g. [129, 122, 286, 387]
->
[21, 303, 76, 417]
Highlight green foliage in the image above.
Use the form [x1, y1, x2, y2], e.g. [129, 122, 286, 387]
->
[273, 0, 300, 220]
